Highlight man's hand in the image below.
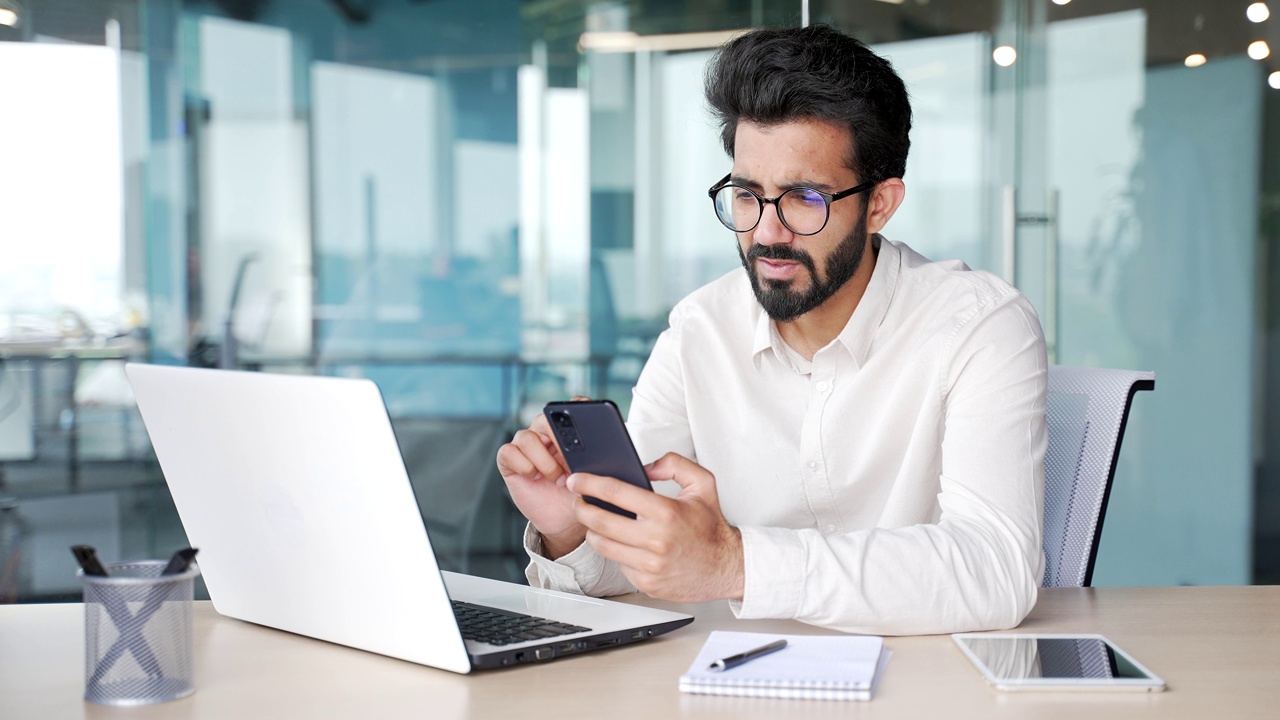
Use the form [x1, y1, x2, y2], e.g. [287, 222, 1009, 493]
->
[496, 412, 586, 559]
[566, 452, 745, 603]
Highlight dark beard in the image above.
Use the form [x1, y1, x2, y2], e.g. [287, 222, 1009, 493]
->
[737, 208, 869, 322]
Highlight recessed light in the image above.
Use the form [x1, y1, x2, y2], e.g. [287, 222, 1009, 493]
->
[1248, 40, 1271, 60]
[1269, 71, 1280, 89]
[1247, 3, 1270, 23]
[1184, 54, 1207, 68]
[993, 45, 1017, 67]
[0, 8, 18, 27]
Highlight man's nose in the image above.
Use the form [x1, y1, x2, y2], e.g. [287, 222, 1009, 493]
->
[752, 201, 793, 246]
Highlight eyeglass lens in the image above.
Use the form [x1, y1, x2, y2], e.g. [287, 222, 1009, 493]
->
[712, 185, 831, 235]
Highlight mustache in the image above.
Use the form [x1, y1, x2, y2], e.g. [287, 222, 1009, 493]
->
[746, 243, 817, 275]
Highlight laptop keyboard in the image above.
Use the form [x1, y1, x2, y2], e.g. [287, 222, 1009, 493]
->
[452, 601, 592, 646]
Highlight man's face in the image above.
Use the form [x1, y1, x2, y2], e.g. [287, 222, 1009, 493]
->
[731, 119, 870, 323]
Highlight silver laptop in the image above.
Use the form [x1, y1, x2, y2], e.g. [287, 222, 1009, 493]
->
[124, 363, 692, 674]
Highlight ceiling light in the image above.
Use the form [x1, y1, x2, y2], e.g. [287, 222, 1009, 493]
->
[1184, 53, 1207, 68]
[1051, 0, 1072, 5]
[0, 8, 17, 27]
[1270, 71, 1280, 89]
[578, 29, 749, 53]
[1247, 3, 1270, 23]
[993, 45, 1017, 67]
[1248, 40, 1271, 60]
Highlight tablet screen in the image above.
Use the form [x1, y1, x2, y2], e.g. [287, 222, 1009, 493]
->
[952, 634, 1166, 691]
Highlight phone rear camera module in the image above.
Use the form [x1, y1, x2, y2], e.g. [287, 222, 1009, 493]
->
[548, 409, 585, 453]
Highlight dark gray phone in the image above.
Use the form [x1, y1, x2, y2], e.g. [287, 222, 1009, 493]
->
[543, 400, 654, 518]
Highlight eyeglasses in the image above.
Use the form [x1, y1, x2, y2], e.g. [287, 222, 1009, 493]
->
[707, 173, 876, 236]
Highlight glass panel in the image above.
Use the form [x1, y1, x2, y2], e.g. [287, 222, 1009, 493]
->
[876, 32, 995, 271]
[0, 1, 161, 603]
[194, 17, 312, 364]
[1041, 4, 1262, 585]
[2, 0, 1275, 603]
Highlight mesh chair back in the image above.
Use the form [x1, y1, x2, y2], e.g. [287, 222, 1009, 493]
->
[1042, 365, 1155, 587]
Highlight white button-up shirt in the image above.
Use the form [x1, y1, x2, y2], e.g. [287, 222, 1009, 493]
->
[526, 237, 1047, 635]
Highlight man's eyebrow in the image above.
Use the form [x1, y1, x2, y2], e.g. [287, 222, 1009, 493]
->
[730, 174, 841, 194]
[792, 179, 840, 193]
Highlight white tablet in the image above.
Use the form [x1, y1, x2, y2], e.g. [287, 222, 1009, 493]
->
[952, 633, 1166, 692]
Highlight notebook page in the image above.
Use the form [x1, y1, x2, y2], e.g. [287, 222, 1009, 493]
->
[679, 631, 885, 693]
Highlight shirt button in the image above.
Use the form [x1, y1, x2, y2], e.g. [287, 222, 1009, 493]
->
[808, 460, 818, 471]
[815, 381, 830, 393]
[824, 524, 837, 534]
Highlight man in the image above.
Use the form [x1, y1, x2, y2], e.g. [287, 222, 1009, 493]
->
[497, 24, 1047, 635]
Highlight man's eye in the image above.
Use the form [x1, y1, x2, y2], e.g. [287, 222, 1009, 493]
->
[791, 189, 827, 208]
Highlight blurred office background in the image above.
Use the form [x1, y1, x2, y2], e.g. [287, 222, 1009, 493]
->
[1, 0, 1278, 602]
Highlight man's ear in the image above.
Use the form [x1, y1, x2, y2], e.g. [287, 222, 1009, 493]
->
[866, 178, 906, 235]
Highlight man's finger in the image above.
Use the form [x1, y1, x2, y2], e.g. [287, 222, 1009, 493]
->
[495, 443, 537, 479]
[583, 527, 656, 571]
[572, 494, 657, 548]
[568, 472, 669, 519]
[510, 428, 568, 482]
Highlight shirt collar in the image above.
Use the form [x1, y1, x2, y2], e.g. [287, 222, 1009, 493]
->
[836, 234, 899, 368]
[750, 302, 776, 368]
[750, 234, 901, 371]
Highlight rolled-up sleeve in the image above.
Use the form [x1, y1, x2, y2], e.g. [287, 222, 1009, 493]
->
[522, 523, 638, 597]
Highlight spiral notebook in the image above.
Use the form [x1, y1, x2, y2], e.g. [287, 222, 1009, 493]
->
[679, 631, 890, 701]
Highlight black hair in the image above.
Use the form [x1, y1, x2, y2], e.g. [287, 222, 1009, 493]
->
[704, 24, 912, 183]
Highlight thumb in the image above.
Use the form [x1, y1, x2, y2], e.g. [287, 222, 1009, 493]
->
[647, 452, 716, 498]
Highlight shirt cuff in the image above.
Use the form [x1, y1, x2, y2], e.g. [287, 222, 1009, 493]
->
[521, 522, 608, 595]
[731, 525, 807, 619]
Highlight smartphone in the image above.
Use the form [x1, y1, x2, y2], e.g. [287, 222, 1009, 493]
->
[543, 400, 654, 518]
[951, 633, 1166, 692]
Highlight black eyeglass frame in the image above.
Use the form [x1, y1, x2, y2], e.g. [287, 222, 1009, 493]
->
[706, 173, 877, 236]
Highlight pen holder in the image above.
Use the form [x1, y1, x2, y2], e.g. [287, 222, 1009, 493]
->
[81, 560, 200, 705]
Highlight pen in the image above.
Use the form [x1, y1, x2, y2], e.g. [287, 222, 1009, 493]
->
[70, 545, 110, 577]
[708, 638, 788, 671]
[161, 547, 199, 575]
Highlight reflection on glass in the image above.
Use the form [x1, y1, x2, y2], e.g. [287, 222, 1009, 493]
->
[962, 637, 1155, 680]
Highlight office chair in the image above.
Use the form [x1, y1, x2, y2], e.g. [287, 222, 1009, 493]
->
[1041, 365, 1155, 588]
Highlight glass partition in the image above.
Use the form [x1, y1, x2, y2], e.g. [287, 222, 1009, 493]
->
[1, 0, 1277, 602]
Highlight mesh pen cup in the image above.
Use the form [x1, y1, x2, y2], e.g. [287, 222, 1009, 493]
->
[81, 560, 200, 705]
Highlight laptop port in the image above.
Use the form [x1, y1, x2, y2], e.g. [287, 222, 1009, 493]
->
[594, 638, 620, 647]
[535, 647, 555, 661]
[630, 630, 645, 640]
[514, 652, 526, 662]
[557, 642, 576, 653]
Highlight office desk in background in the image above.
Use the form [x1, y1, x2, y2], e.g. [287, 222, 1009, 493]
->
[2, 586, 1277, 720]
[0, 337, 145, 490]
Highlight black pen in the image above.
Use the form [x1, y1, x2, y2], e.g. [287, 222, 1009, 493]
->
[709, 638, 788, 671]
[71, 545, 111, 577]
[161, 547, 199, 575]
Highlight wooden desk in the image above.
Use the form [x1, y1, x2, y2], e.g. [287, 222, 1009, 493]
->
[2, 586, 1277, 719]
